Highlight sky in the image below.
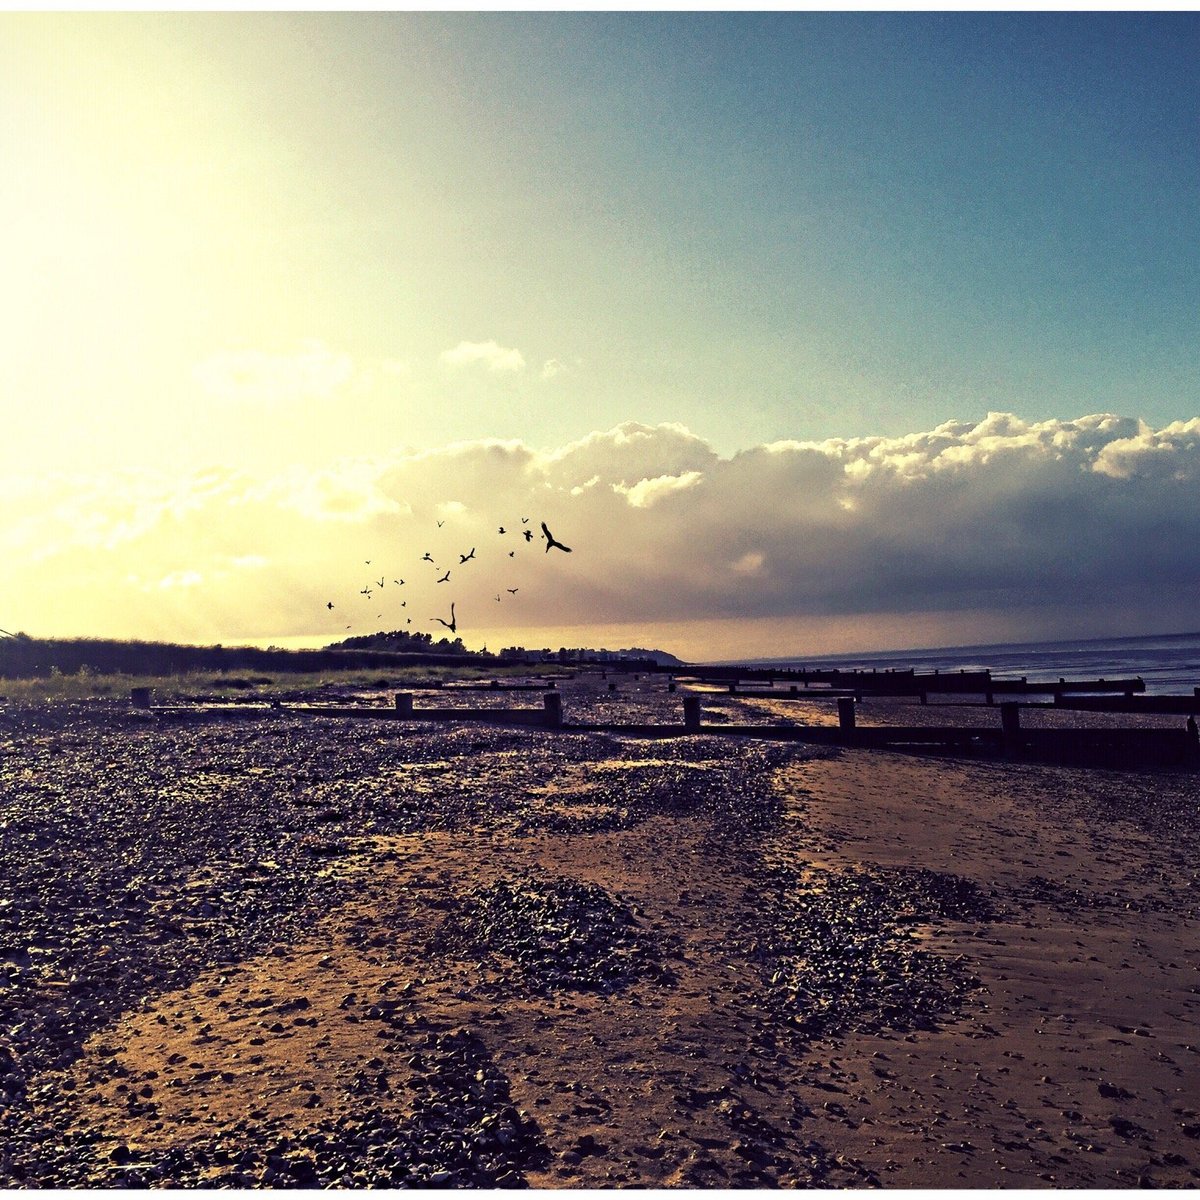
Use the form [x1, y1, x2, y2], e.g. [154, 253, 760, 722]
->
[3, 12, 1198, 660]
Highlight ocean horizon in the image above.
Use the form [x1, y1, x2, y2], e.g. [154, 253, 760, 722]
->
[725, 630, 1200, 698]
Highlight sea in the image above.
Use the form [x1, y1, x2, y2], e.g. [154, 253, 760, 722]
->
[742, 631, 1200, 698]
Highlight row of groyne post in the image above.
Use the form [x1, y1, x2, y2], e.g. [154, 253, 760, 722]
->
[127, 684, 1200, 769]
[699, 670, 1154, 707]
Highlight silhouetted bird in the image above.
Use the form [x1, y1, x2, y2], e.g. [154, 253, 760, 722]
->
[495, 594, 501, 602]
[507, 588, 519, 594]
[360, 587, 373, 597]
[432, 602, 456, 633]
[377, 578, 385, 588]
[394, 579, 404, 585]
[326, 601, 335, 610]
[400, 600, 407, 607]
[541, 522, 572, 553]
[437, 570, 451, 583]
[498, 526, 506, 534]
[422, 553, 433, 563]
[437, 520, 444, 528]
[521, 517, 529, 524]
[459, 548, 476, 564]
[522, 530, 533, 542]
[508, 551, 515, 557]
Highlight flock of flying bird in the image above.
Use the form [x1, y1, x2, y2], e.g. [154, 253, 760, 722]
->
[325, 518, 572, 637]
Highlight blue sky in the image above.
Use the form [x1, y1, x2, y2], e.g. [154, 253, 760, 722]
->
[293, 10, 1198, 449]
[3, 12, 1198, 654]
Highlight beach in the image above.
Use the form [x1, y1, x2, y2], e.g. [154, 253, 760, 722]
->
[1, 676, 1198, 1187]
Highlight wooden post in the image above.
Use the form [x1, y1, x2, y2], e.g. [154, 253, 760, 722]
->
[668, 681, 677, 693]
[728, 682, 738, 694]
[790, 685, 798, 695]
[130, 687, 153, 709]
[837, 697, 856, 732]
[394, 692, 414, 717]
[543, 692, 562, 729]
[683, 696, 701, 731]
[1000, 702, 1021, 756]
[608, 682, 617, 692]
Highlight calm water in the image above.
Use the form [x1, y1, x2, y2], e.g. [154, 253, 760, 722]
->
[745, 631, 1200, 697]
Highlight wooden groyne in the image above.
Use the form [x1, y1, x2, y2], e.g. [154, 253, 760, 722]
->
[134, 688, 1200, 771]
[683, 667, 1146, 704]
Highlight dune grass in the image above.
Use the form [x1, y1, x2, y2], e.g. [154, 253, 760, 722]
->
[0, 662, 535, 704]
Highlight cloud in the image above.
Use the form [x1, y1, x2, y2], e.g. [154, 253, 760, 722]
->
[614, 470, 704, 508]
[8, 412, 1200, 653]
[259, 461, 408, 524]
[1091, 417, 1200, 481]
[541, 422, 717, 490]
[193, 341, 354, 405]
[731, 551, 765, 576]
[439, 340, 525, 373]
[157, 570, 203, 590]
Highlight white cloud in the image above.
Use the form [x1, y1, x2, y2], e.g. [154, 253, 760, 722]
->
[439, 340, 525, 373]
[1092, 417, 1200, 480]
[193, 341, 354, 405]
[157, 570, 203, 590]
[260, 462, 407, 524]
[541, 421, 717, 489]
[614, 470, 704, 508]
[8, 413, 1200, 650]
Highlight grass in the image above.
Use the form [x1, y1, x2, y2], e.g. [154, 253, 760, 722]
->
[0, 663, 539, 705]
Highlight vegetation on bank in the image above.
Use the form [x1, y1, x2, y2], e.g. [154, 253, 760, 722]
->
[0, 663, 537, 704]
[0, 632, 479, 683]
[0, 634, 681, 704]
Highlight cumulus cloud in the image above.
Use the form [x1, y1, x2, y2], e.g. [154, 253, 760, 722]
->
[8, 413, 1200, 651]
[614, 470, 704, 508]
[439, 340, 525, 373]
[1091, 417, 1200, 481]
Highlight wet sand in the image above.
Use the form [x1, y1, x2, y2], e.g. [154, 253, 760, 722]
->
[1, 676, 1198, 1186]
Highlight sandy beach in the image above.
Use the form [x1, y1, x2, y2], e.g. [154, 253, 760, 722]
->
[1, 675, 1198, 1187]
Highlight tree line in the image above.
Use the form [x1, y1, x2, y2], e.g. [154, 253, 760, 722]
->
[0, 632, 483, 679]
